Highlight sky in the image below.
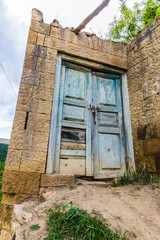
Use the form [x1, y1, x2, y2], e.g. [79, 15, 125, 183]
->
[0, 0, 139, 139]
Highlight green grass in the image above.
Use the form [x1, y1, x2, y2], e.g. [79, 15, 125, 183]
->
[45, 201, 127, 240]
[30, 224, 40, 231]
[111, 165, 160, 187]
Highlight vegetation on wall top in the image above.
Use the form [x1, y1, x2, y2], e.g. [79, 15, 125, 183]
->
[108, 0, 160, 42]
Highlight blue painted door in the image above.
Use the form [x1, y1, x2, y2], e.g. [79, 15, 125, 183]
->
[54, 63, 125, 178]
[55, 64, 92, 176]
[92, 73, 126, 178]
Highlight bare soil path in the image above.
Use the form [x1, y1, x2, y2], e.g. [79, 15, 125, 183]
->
[12, 180, 160, 240]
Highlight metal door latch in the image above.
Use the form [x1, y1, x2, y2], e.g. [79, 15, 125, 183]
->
[88, 104, 98, 123]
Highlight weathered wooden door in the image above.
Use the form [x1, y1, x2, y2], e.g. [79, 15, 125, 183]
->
[51, 62, 126, 178]
[92, 73, 126, 178]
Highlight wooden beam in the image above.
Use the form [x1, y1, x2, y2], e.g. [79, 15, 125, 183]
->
[73, 0, 111, 34]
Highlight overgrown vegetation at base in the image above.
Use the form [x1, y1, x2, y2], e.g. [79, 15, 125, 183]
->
[0, 158, 5, 202]
[108, 0, 160, 42]
[45, 202, 127, 240]
[111, 165, 160, 188]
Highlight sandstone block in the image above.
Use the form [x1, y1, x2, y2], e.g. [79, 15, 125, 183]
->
[0, 204, 14, 231]
[111, 41, 127, 58]
[155, 155, 160, 173]
[0, 230, 11, 240]
[33, 113, 51, 132]
[20, 151, 47, 173]
[30, 20, 50, 35]
[39, 86, 54, 101]
[32, 8, 43, 22]
[37, 99, 52, 115]
[144, 139, 160, 156]
[91, 35, 99, 50]
[37, 33, 45, 45]
[26, 44, 46, 58]
[40, 174, 75, 187]
[50, 26, 59, 38]
[5, 148, 22, 171]
[36, 57, 56, 74]
[46, 48, 57, 59]
[21, 69, 40, 86]
[12, 111, 27, 132]
[2, 171, 40, 194]
[16, 83, 33, 112]
[32, 131, 49, 152]
[9, 129, 33, 150]
[44, 35, 62, 49]
[28, 86, 40, 112]
[23, 53, 37, 71]
[40, 72, 55, 89]
[145, 124, 158, 139]
[28, 31, 37, 44]
[1, 193, 38, 205]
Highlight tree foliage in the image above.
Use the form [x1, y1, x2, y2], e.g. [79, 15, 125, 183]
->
[109, 0, 160, 42]
[0, 143, 8, 160]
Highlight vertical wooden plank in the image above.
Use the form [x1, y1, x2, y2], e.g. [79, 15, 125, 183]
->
[54, 66, 66, 173]
[92, 75, 99, 176]
[122, 73, 135, 170]
[86, 72, 92, 176]
[116, 78, 126, 174]
[46, 56, 62, 174]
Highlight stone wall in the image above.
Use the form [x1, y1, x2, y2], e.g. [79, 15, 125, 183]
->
[127, 16, 160, 172]
[0, 9, 127, 239]
[2, 7, 160, 239]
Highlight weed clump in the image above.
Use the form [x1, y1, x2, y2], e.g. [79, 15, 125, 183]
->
[30, 224, 40, 231]
[45, 201, 127, 240]
[111, 165, 159, 187]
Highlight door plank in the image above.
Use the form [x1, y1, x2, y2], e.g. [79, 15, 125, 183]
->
[60, 159, 86, 175]
[62, 121, 86, 129]
[54, 66, 66, 172]
[61, 142, 86, 150]
[98, 127, 120, 134]
[86, 72, 92, 176]
[63, 104, 85, 122]
[98, 112, 118, 127]
[64, 68, 85, 100]
[46, 56, 62, 174]
[60, 150, 86, 156]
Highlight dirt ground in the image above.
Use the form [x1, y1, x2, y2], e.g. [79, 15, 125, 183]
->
[11, 180, 160, 240]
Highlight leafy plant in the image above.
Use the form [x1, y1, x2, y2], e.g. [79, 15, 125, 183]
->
[45, 201, 127, 240]
[30, 224, 40, 231]
[108, 0, 160, 42]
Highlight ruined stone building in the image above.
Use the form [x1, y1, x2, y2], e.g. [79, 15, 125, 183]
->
[0, 8, 160, 239]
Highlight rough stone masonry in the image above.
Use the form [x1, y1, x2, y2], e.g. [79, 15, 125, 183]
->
[0, 8, 160, 240]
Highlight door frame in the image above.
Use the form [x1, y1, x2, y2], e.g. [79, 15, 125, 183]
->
[46, 54, 135, 176]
